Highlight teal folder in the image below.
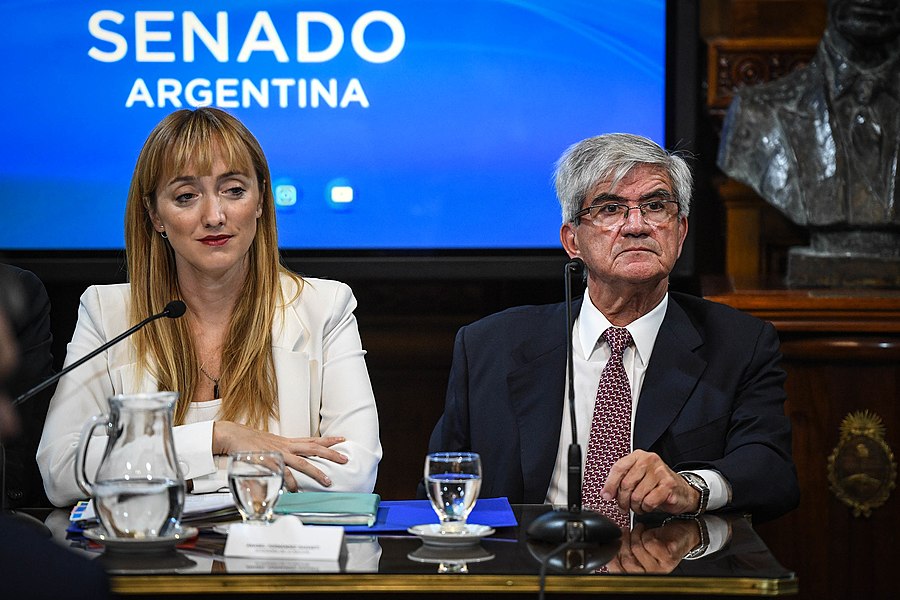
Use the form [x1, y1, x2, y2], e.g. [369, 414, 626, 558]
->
[274, 492, 380, 526]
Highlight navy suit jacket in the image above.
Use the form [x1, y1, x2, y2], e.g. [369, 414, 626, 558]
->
[428, 292, 799, 523]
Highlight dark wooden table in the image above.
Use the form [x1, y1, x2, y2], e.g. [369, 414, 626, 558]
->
[26, 505, 797, 598]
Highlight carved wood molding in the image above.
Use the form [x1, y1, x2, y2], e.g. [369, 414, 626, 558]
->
[827, 411, 897, 518]
[706, 37, 819, 117]
[703, 290, 900, 333]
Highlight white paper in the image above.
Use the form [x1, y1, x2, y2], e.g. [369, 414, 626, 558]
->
[73, 491, 235, 523]
[183, 491, 236, 513]
[224, 516, 344, 561]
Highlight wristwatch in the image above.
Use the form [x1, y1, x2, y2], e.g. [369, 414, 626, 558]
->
[683, 516, 711, 559]
[680, 472, 710, 517]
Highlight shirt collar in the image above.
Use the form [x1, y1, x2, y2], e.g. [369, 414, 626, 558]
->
[577, 293, 668, 366]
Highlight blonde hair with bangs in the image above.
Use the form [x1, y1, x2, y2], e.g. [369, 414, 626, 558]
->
[124, 107, 301, 429]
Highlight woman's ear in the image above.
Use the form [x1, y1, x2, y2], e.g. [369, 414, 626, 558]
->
[148, 209, 163, 232]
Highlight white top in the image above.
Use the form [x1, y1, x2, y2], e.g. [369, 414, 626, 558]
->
[184, 399, 222, 425]
[182, 400, 230, 490]
[545, 293, 729, 511]
[37, 275, 382, 506]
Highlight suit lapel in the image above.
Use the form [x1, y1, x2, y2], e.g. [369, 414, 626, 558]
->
[507, 300, 579, 503]
[271, 294, 312, 436]
[633, 297, 707, 451]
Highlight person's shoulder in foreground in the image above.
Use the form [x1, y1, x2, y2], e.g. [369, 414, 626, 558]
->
[0, 515, 110, 600]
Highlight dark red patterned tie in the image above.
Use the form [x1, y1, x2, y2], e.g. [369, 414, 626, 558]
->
[583, 326, 633, 529]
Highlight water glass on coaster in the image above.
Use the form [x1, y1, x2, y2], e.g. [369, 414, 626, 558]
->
[228, 451, 285, 524]
[425, 452, 483, 533]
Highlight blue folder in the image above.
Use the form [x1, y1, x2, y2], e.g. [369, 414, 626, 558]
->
[342, 497, 517, 533]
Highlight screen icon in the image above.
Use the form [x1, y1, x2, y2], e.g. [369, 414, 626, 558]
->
[330, 186, 353, 204]
[275, 184, 298, 207]
[326, 178, 355, 211]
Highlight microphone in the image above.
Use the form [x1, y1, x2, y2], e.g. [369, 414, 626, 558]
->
[3, 297, 184, 534]
[526, 258, 621, 545]
[13, 300, 186, 407]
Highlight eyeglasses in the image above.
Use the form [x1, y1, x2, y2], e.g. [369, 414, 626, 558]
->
[573, 200, 679, 228]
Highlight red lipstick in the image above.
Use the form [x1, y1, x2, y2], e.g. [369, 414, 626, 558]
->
[199, 235, 231, 247]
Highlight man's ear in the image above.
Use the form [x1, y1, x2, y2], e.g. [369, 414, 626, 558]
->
[560, 222, 579, 259]
[675, 215, 689, 259]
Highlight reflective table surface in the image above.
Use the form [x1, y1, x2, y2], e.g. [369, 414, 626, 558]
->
[33, 505, 797, 598]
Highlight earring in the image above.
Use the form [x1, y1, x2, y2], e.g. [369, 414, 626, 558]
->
[159, 228, 168, 239]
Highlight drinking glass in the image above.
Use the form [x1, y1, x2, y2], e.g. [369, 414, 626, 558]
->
[425, 452, 482, 533]
[228, 451, 285, 524]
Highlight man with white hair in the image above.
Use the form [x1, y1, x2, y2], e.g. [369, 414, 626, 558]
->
[428, 133, 799, 525]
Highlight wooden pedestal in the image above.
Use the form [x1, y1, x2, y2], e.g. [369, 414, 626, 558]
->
[705, 290, 900, 600]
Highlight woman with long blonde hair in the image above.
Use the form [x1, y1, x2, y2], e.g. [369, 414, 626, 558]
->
[38, 108, 381, 506]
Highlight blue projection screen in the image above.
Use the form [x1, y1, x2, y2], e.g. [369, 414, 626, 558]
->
[0, 1, 665, 251]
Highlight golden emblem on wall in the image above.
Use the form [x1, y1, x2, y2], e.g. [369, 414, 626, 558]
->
[827, 411, 897, 517]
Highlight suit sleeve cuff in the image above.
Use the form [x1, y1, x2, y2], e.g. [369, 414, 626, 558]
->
[174, 420, 217, 482]
[683, 514, 730, 560]
[691, 469, 730, 512]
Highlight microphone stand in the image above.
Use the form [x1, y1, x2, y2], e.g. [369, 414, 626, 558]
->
[13, 300, 186, 407]
[526, 258, 621, 545]
[564, 258, 582, 516]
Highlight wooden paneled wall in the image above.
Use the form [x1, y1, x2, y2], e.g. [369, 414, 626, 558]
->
[704, 3, 900, 600]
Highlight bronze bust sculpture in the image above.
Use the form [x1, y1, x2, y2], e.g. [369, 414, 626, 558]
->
[718, 0, 900, 287]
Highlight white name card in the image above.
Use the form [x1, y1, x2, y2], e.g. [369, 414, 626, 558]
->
[223, 557, 341, 573]
[224, 516, 344, 562]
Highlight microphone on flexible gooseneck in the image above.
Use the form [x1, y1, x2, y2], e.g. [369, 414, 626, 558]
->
[3, 300, 186, 534]
[12, 300, 186, 407]
[526, 258, 621, 546]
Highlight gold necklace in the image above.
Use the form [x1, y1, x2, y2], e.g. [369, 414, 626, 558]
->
[199, 363, 220, 399]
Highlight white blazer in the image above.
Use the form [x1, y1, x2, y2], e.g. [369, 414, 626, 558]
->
[37, 275, 382, 507]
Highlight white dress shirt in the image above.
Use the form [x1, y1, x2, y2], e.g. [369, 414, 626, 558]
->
[545, 293, 730, 513]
